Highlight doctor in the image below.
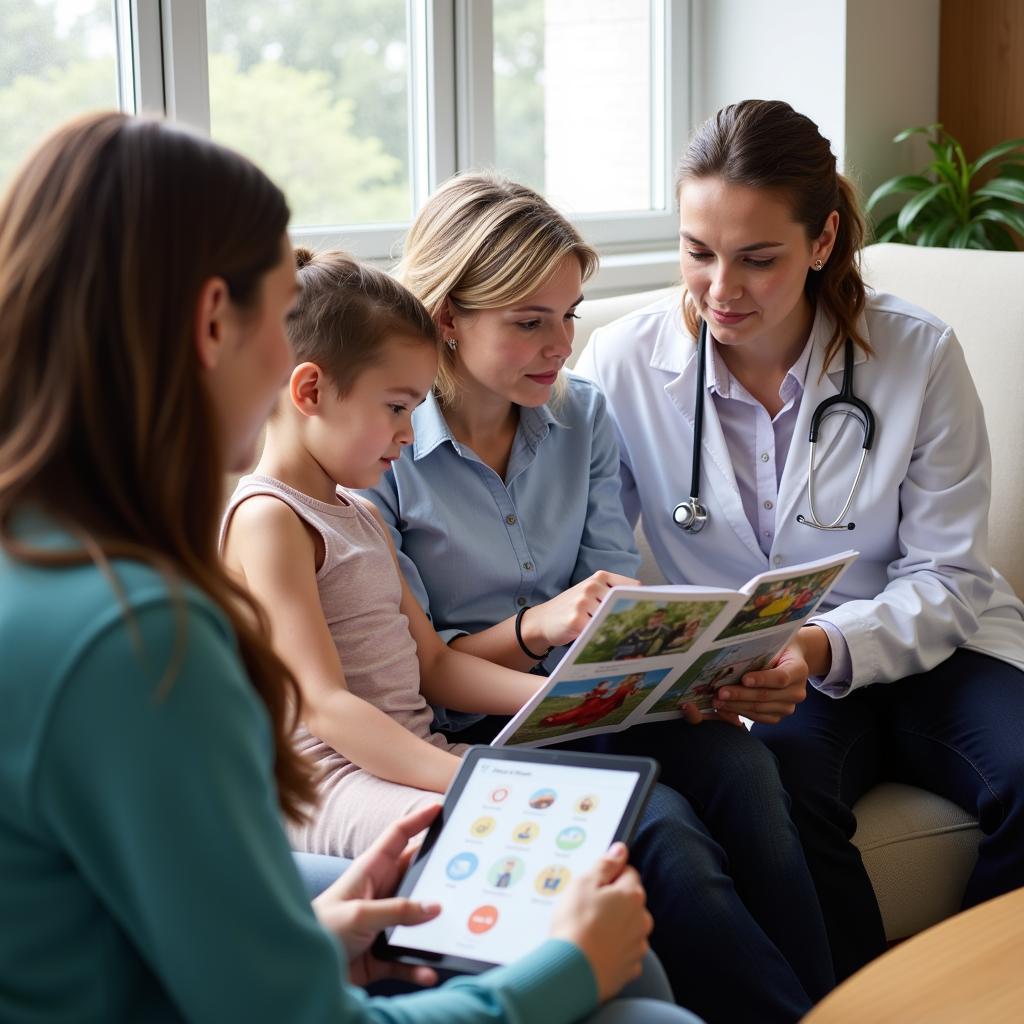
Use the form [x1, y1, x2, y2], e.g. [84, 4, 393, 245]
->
[575, 99, 1024, 982]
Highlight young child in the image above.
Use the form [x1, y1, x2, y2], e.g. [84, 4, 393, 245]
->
[221, 249, 542, 858]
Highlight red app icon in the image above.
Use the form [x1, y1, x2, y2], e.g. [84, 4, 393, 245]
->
[467, 904, 499, 935]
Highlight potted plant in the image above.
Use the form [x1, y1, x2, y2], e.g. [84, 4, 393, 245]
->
[867, 124, 1024, 249]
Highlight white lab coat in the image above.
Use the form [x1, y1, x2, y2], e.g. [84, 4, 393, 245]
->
[574, 291, 1024, 692]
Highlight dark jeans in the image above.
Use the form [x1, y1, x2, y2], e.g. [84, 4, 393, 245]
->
[447, 716, 835, 1024]
[753, 648, 1024, 983]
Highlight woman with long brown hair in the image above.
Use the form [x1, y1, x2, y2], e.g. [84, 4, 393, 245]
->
[577, 98, 1024, 983]
[0, 112, 692, 1024]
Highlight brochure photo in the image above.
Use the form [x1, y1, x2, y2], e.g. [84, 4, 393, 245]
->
[493, 550, 857, 748]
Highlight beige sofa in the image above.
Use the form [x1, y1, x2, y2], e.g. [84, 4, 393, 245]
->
[572, 242, 1024, 941]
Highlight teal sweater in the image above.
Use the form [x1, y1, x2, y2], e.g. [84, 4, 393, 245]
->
[0, 537, 597, 1023]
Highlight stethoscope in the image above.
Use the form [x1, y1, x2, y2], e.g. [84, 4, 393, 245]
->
[672, 319, 877, 534]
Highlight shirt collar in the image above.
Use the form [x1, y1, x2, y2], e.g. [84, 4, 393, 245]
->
[705, 303, 821, 402]
[411, 390, 568, 461]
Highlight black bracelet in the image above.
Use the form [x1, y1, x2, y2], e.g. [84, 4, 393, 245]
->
[515, 605, 553, 661]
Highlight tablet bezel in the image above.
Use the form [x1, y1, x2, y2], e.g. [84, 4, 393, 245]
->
[372, 744, 659, 975]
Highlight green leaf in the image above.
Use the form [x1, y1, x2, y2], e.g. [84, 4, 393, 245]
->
[930, 157, 963, 196]
[974, 178, 1024, 205]
[870, 211, 901, 243]
[876, 224, 906, 243]
[917, 213, 957, 247]
[894, 123, 941, 143]
[971, 137, 1024, 173]
[978, 221, 1018, 250]
[897, 183, 951, 237]
[975, 205, 1024, 239]
[967, 222, 990, 248]
[866, 174, 934, 211]
[998, 162, 1024, 181]
[949, 222, 976, 248]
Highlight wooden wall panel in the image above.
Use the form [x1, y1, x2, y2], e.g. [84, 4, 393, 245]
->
[939, 0, 1024, 159]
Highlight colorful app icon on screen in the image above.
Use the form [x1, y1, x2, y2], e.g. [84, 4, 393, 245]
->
[529, 787, 557, 810]
[556, 826, 586, 851]
[446, 851, 479, 881]
[511, 820, 540, 844]
[487, 855, 525, 889]
[469, 815, 496, 839]
[467, 904, 499, 934]
[489, 786, 510, 803]
[534, 864, 572, 896]
[575, 794, 599, 814]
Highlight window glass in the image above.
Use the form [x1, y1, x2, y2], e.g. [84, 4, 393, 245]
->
[0, 0, 121, 191]
[493, 0, 653, 214]
[206, 0, 412, 228]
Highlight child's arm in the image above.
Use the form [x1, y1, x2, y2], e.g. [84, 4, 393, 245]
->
[224, 496, 461, 794]
[356, 499, 545, 714]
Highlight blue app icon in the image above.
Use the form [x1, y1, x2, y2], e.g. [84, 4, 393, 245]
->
[446, 851, 479, 881]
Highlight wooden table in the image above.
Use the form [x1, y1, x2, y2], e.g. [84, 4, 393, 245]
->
[804, 887, 1024, 1022]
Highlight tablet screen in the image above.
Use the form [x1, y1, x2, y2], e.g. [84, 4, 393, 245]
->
[387, 755, 640, 966]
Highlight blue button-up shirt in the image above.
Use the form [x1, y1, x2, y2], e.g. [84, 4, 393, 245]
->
[362, 374, 640, 731]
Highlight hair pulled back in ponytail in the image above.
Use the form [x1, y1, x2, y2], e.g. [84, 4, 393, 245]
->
[676, 99, 870, 370]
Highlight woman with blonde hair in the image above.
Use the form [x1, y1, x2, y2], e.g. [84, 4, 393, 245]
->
[364, 172, 836, 1023]
[0, 114, 696, 1024]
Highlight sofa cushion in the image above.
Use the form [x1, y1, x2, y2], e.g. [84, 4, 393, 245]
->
[851, 783, 980, 940]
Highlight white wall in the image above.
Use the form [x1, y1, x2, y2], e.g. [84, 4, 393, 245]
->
[689, 0, 940, 200]
[690, 0, 849, 166]
[844, 0, 940, 197]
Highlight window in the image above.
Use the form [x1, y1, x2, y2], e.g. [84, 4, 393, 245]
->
[0, 0, 128, 191]
[1, 1, 690, 291]
[206, 0, 413, 227]
[493, 0, 655, 214]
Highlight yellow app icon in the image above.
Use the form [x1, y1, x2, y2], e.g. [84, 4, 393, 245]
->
[534, 865, 572, 897]
[511, 820, 540, 844]
[470, 815, 496, 839]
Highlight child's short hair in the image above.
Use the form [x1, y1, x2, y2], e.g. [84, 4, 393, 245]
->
[289, 248, 439, 395]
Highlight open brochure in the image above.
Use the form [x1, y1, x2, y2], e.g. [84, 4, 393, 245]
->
[492, 550, 858, 748]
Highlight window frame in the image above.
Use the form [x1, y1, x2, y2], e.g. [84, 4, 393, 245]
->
[126, 0, 689, 290]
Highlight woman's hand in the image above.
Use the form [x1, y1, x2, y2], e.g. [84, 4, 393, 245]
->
[549, 843, 652, 1002]
[313, 803, 442, 987]
[678, 702, 744, 728]
[709, 626, 830, 725]
[521, 571, 640, 651]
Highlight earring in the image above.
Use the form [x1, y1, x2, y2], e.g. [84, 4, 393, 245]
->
[445, 337, 457, 351]
[813, 259, 825, 271]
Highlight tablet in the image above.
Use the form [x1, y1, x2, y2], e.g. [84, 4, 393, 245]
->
[374, 745, 658, 975]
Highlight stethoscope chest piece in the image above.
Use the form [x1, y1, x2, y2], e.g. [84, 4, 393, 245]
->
[673, 497, 708, 533]
[673, 322, 876, 536]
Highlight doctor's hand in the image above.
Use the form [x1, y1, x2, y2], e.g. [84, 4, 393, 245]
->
[313, 803, 442, 988]
[708, 629, 827, 725]
[523, 571, 640, 651]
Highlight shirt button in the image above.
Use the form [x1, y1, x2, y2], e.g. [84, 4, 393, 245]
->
[763, 500, 774, 510]
[506, 514, 517, 525]
[760, 452, 770, 462]
[773, 555, 783, 566]
[523, 561, 534, 571]
[516, 596, 527, 607]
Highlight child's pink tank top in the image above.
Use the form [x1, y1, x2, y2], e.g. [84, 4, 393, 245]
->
[222, 474, 453, 777]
